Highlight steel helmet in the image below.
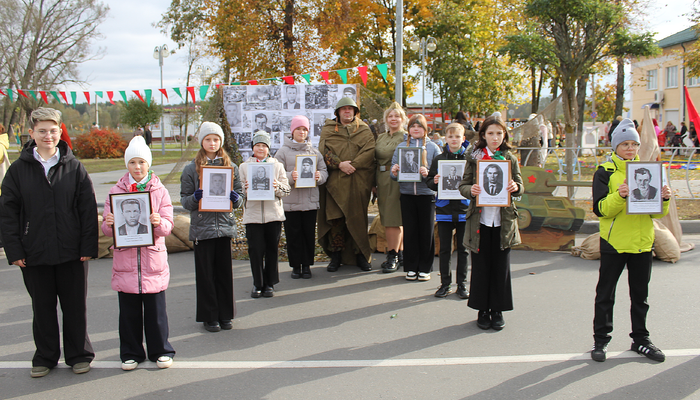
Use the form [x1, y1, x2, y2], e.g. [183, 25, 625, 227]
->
[334, 96, 359, 119]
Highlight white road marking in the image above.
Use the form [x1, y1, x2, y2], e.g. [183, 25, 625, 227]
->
[1, 349, 699, 369]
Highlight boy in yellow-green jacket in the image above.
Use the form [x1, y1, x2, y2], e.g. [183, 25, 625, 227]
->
[591, 118, 671, 362]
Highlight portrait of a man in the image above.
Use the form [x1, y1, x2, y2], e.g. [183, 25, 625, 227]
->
[401, 150, 419, 173]
[442, 166, 460, 190]
[300, 157, 314, 178]
[343, 86, 357, 102]
[283, 85, 300, 109]
[225, 103, 241, 127]
[483, 164, 504, 196]
[118, 199, 148, 236]
[631, 167, 658, 201]
[252, 166, 270, 190]
[209, 173, 226, 196]
[255, 113, 272, 134]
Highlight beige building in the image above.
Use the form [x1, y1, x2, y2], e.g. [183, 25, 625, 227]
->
[630, 27, 700, 129]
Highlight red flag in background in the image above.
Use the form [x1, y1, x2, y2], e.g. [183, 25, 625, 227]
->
[685, 86, 700, 131]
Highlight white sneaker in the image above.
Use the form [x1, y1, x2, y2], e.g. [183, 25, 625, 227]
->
[406, 271, 417, 281]
[418, 272, 431, 281]
[121, 360, 138, 371]
[156, 356, 173, 369]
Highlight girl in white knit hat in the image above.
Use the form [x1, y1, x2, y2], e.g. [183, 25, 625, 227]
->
[101, 135, 176, 370]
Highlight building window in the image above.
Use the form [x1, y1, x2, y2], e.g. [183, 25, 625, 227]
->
[666, 66, 678, 88]
[689, 76, 700, 87]
[647, 69, 658, 90]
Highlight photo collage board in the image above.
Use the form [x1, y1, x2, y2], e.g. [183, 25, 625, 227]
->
[222, 84, 360, 161]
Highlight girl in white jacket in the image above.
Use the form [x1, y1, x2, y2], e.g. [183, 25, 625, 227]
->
[240, 131, 290, 298]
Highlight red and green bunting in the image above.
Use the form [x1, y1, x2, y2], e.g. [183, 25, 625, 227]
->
[0, 63, 391, 106]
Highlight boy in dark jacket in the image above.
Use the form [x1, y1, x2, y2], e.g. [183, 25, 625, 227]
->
[427, 123, 470, 298]
[0, 108, 98, 378]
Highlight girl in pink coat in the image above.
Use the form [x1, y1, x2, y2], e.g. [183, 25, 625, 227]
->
[101, 136, 176, 371]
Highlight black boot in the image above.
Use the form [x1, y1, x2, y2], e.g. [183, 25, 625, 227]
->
[301, 265, 312, 279]
[291, 266, 301, 279]
[397, 250, 404, 270]
[381, 250, 399, 273]
[356, 253, 372, 271]
[326, 252, 341, 272]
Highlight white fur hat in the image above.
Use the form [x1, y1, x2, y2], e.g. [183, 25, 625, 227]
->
[198, 121, 225, 144]
[124, 135, 152, 168]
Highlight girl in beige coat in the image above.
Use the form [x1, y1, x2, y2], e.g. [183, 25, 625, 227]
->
[240, 131, 290, 298]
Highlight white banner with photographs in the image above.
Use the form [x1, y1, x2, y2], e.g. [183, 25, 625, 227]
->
[222, 84, 360, 160]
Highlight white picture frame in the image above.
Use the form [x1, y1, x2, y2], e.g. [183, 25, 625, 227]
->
[247, 163, 275, 201]
[437, 160, 466, 200]
[200, 166, 234, 212]
[110, 192, 154, 249]
[295, 154, 317, 188]
[476, 160, 511, 207]
[627, 161, 663, 215]
[397, 147, 422, 182]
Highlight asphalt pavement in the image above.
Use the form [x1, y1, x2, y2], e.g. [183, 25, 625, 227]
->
[1, 231, 699, 399]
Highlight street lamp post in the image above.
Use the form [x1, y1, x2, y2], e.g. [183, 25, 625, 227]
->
[153, 44, 170, 155]
[410, 36, 437, 114]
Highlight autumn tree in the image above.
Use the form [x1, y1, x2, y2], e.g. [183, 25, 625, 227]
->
[0, 0, 109, 128]
[585, 82, 624, 123]
[609, 29, 659, 118]
[121, 99, 163, 131]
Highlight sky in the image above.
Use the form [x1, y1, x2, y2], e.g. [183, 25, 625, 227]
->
[76, 0, 697, 105]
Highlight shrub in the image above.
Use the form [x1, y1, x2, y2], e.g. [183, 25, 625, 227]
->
[73, 129, 128, 159]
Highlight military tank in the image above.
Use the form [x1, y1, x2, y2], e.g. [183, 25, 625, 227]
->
[515, 166, 588, 232]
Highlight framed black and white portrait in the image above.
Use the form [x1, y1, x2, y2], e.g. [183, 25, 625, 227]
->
[200, 166, 234, 212]
[110, 192, 154, 249]
[247, 163, 275, 201]
[476, 160, 511, 207]
[224, 102, 242, 127]
[397, 147, 422, 182]
[295, 155, 317, 188]
[627, 161, 663, 214]
[437, 160, 466, 200]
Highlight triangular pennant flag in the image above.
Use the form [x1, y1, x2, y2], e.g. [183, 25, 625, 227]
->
[158, 88, 169, 101]
[319, 71, 331, 84]
[282, 76, 294, 85]
[336, 69, 348, 84]
[84, 92, 90, 105]
[199, 85, 209, 100]
[376, 63, 389, 82]
[215, 84, 222, 89]
[187, 86, 196, 102]
[59, 91, 68, 104]
[232, 82, 241, 86]
[7, 90, 13, 102]
[70, 92, 77, 107]
[50, 91, 61, 103]
[95, 91, 103, 99]
[357, 65, 369, 86]
[145, 89, 152, 107]
[173, 87, 183, 100]
[28, 90, 38, 100]
[133, 90, 145, 103]
[39, 91, 49, 103]
[301, 74, 311, 84]
[107, 91, 115, 104]
[248, 80, 258, 85]
[17, 89, 28, 98]
[0, 89, 5, 96]
[119, 90, 128, 104]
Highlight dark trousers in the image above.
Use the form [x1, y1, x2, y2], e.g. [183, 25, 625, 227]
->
[468, 225, 513, 312]
[593, 251, 652, 344]
[437, 221, 468, 286]
[20, 260, 94, 368]
[194, 237, 236, 322]
[284, 210, 317, 267]
[118, 291, 175, 362]
[400, 195, 435, 273]
[246, 221, 282, 289]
